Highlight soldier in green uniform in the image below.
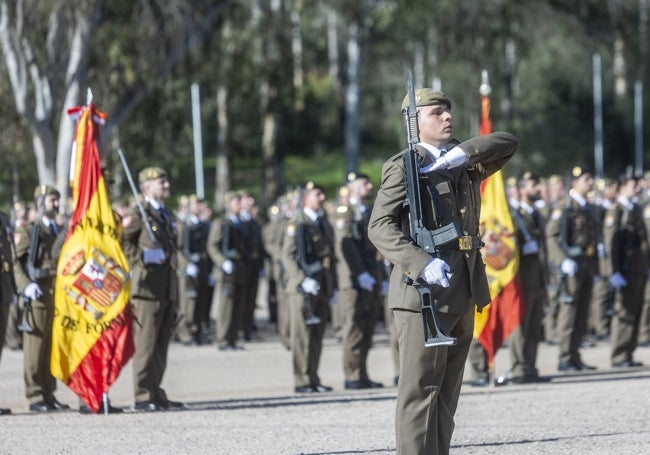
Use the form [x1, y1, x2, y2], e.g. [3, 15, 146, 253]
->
[508, 170, 551, 383]
[122, 167, 183, 412]
[368, 88, 518, 454]
[606, 174, 648, 367]
[207, 191, 247, 351]
[239, 191, 266, 341]
[283, 182, 337, 393]
[334, 172, 384, 389]
[13, 185, 70, 412]
[0, 210, 18, 415]
[546, 166, 600, 372]
[177, 195, 212, 345]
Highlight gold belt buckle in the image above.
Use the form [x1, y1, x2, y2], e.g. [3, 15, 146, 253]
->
[458, 236, 472, 251]
[322, 256, 331, 268]
[585, 245, 595, 257]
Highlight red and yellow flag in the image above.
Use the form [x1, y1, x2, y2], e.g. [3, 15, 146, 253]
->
[474, 92, 524, 365]
[51, 101, 134, 412]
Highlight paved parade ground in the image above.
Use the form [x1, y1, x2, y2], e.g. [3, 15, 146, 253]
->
[1, 318, 650, 454]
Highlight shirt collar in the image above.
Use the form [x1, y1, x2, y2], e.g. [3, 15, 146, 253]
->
[418, 142, 445, 160]
[303, 207, 319, 222]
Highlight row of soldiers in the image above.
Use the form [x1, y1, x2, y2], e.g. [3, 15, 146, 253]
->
[470, 166, 650, 386]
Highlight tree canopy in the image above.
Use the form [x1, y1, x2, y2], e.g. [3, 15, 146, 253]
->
[0, 0, 648, 209]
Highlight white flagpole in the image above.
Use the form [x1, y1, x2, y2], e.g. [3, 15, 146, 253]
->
[191, 83, 205, 200]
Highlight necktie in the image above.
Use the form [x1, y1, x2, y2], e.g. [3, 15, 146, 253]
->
[158, 207, 168, 222]
[49, 222, 58, 236]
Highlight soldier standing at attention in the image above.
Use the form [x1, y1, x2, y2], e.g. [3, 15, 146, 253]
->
[368, 87, 518, 454]
[13, 185, 70, 412]
[207, 191, 247, 351]
[606, 174, 648, 367]
[239, 191, 265, 342]
[334, 172, 384, 389]
[177, 195, 212, 345]
[0, 210, 18, 415]
[508, 170, 551, 383]
[546, 166, 600, 372]
[283, 182, 337, 393]
[122, 167, 183, 412]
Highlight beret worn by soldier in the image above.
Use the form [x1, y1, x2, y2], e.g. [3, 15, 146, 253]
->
[346, 171, 370, 183]
[305, 181, 325, 192]
[138, 166, 167, 183]
[34, 184, 60, 199]
[571, 166, 593, 179]
[401, 88, 452, 112]
[516, 170, 540, 187]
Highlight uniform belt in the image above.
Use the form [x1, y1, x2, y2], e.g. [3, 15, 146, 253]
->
[439, 235, 483, 251]
[567, 245, 596, 257]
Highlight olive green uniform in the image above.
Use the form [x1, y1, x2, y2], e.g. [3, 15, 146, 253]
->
[207, 214, 247, 348]
[509, 203, 548, 378]
[0, 212, 17, 361]
[606, 200, 650, 364]
[368, 132, 518, 455]
[334, 201, 383, 385]
[283, 212, 337, 389]
[122, 202, 179, 404]
[240, 213, 265, 341]
[546, 196, 600, 367]
[13, 218, 61, 406]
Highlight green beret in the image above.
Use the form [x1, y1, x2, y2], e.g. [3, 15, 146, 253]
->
[138, 166, 167, 183]
[33, 184, 60, 199]
[401, 88, 452, 112]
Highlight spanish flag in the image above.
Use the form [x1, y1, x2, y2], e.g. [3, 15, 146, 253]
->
[474, 89, 524, 365]
[51, 98, 134, 412]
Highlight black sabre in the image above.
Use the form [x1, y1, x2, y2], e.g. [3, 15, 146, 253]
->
[402, 71, 458, 348]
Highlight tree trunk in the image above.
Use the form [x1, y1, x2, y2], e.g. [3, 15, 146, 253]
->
[344, 20, 361, 178]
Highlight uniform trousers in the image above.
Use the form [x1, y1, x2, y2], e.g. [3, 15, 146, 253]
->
[341, 287, 381, 382]
[215, 278, 245, 346]
[131, 296, 176, 403]
[558, 265, 593, 364]
[393, 304, 474, 455]
[23, 294, 57, 404]
[290, 292, 330, 388]
[509, 264, 546, 377]
[611, 274, 646, 364]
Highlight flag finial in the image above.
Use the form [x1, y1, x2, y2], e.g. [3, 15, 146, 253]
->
[479, 70, 491, 96]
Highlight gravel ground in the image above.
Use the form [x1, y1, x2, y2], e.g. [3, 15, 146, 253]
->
[1, 318, 649, 454]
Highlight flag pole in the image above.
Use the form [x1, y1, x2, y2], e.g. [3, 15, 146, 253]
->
[191, 83, 205, 200]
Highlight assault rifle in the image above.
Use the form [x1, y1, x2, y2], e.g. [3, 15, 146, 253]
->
[402, 71, 459, 348]
[294, 188, 321, 326]
[19, 192, 51, 333]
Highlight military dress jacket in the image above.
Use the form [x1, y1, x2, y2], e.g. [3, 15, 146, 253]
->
[334, 202, 381, 290]
[206, 215, 248, 284]
[283, 213, 337, 298]
[512, 204, 547, 289]
[0, 212, 17, 304]
[368, 132, 518, 314]
[121, 202, 179, 302]
[606, 202, 650, 277]
[13, 218, 61, 292]
[545, 196, 600, 276]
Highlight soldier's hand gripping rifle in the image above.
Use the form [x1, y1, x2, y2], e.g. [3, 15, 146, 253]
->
[19, 192, 49, 333]
[403, 71, 460, 348]
[295, 188, 322, 326]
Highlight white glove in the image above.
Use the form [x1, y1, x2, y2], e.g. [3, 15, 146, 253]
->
[329, 289, 339, 306]
[430, 147, 468, 171]
[420, 257, 451, 288]
[521, 240, 539, 255]
[24, 282, 43, 300]
[609, 272, 628, 289]
[259, 268, 266, 278]
[597, 242, 606, 258]
[560, 258, 578, 277]
[300, 277, 320, 295]
[143, 248, 166, 265]
[357, 272, 376, 291]
[222, 259, 234, 275]
[185, 263, 199, 277]
[380, 280, 389, 296]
